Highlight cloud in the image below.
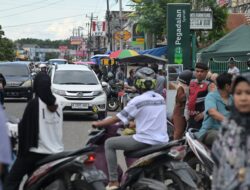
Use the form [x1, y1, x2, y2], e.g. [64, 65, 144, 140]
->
[46, 18, 82, 40]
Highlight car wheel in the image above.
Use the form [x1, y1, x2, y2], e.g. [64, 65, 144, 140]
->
[97, 111, 107, 120]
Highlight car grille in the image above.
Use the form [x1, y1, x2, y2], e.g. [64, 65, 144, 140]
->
[64, 91, 94, 100]
[64, 97, 94, 100]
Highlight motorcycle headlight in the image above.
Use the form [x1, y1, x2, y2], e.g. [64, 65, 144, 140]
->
[52, 88, 66, 96]
[22, 80, 32, 87]
[93, 90, 104, 96]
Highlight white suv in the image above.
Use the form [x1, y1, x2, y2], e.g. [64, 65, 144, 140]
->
[49, 64, 107, 119]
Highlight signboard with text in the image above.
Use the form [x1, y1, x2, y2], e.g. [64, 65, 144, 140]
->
[167, 3, 191, 68]
[190, 11, 213, 30]
[70, 37, 83, 45]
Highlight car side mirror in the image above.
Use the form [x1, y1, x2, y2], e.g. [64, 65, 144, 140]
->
[101, 81, 108, 88]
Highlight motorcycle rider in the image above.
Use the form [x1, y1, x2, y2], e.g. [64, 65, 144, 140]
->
[92, 67, 169, 190]
[197, 72, 233, 148]
[39, 63, 47, 73]
[212, 73, 250, 190]
[4, 73, 64, 190]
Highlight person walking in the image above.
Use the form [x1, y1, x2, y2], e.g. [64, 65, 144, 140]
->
[4, 73, 64, 190]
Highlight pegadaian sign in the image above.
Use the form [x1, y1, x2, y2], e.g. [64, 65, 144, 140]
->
[167, 3, 191, 69]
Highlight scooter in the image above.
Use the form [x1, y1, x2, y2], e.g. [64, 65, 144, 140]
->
[6, 116, 107, 190]
[184, 128, 214, 190]
[87, 123, 199, 190]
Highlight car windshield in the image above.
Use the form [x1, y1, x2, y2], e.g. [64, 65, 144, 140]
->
[0, 64, 29, 76]
[48, 60, 67, 65]
[53, 70, 99, 85]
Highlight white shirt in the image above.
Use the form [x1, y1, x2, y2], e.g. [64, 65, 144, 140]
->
[30, 98, 64, 154]
[117, 91, 169, 145]
[228, 66, 240, 75]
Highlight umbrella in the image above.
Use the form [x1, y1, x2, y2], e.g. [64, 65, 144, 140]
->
[109, 49, 139, 59]
[74, 61, 95, 65]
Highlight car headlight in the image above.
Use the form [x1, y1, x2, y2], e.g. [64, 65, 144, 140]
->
[21, 80, 32, 87]
[52, 88, 66, 96]
[93, 90, 104, 96]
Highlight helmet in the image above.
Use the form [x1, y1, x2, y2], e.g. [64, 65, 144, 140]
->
[39, 63, 47, 68]
[178, 70, 193, 85]
[134, 67, 156, 91]
[107, 72, 114, 79]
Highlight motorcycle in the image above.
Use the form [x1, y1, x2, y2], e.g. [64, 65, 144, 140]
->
[106, 82, 122, 112]
[87, 122, 199, 190]
[6, 116, 107, 190]
[184, 128, 214, 190]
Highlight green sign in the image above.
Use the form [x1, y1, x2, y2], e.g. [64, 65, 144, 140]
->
[167, 3, 191, 68]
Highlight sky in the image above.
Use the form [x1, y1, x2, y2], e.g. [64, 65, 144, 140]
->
[0, 0, 132, 40]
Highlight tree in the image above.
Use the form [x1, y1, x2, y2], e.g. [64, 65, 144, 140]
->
[0, 37, 15, 61]
[0, 25, 15, 61]
[130, 0, 228, 48]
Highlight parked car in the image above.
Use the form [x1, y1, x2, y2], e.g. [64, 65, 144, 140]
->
[0, 62, 33, 101]
[48, 59, 68, 65]
[49, 64, 107, 119]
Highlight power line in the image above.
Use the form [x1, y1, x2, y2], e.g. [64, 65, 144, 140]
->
[0, 0, 64, 19]
[3, 14, 83, 28]
[0, 0, 50, 12]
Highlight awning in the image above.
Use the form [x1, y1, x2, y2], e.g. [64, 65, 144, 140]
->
[118, 54, 167, 65]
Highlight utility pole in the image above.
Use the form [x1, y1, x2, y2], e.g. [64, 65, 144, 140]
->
[106, 0, 112, 51]
[86, 13, 98, 59]
[119, 0, 123, 50]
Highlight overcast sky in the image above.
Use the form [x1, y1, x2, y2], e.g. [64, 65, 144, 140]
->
[0, 0, 132, 40]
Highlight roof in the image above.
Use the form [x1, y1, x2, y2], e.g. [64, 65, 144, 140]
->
[118, 54, 167, 64]
[200, 24, 250, 63]
[55, 64, 91, 71]
[139, 46, 167, 57]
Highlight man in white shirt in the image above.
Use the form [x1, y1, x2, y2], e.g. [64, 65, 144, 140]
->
[228, 61, 240, 76]
[92, 67, 169, 190]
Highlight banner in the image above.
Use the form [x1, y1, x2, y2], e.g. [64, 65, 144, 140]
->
[167, 3, 191, 68]
[92, 21, 106, 36]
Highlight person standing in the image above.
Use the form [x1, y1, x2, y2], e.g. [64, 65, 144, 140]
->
[4, 73, 64, 190]
[228, 60, 240, 76]
[0, 105, 11, 190]
[187, 62, 210, 129]
[172, 70, 193, 140]
[0, 73, 6, 106]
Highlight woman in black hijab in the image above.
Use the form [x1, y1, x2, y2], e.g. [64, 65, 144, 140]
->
[4, 73, 64, 190]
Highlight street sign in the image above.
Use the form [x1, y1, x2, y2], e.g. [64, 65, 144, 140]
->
[114, 30, 131, 41]
[70, 37, 83, 45]
[190, 11, 213, 30]
[167, 3, 191, 68]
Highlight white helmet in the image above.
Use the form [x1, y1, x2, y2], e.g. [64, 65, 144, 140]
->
[39, 63, 46, 68]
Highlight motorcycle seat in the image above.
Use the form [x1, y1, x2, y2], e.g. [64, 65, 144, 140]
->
[36, 146, 95, 167]
[124, 139, 184, 158]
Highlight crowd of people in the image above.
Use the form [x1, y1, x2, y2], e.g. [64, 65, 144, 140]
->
[0, 59, 249, 190]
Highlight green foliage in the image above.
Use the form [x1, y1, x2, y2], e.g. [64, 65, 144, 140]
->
[0, 25, 15, 61]
[130, 0, 228, 47]
[0, 37, 15, 61]
[15, 38, 74, 49]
